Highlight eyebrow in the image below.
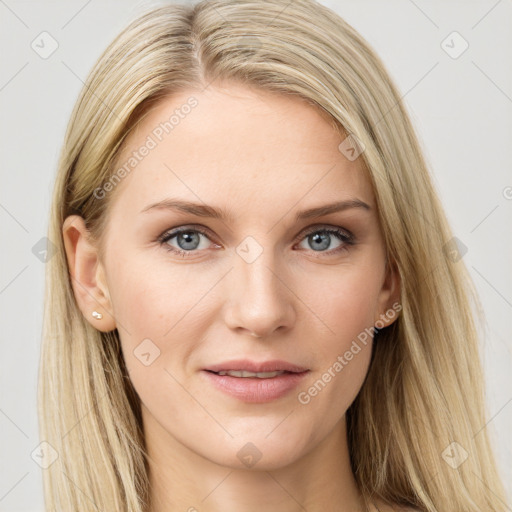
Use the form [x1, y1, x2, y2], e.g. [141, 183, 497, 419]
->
[141, 197, 371, 222]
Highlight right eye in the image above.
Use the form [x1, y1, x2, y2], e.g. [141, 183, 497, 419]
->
[158, 226, 216, 257]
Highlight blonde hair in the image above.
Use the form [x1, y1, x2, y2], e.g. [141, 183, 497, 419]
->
[39, 0, 508, 510]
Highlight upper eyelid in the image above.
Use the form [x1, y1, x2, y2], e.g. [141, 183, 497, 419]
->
[299, 224, 352, 238]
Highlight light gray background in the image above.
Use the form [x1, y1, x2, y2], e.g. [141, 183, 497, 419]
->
[1, 0, 511, 510]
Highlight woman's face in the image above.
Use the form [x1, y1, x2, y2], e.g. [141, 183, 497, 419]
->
[68, 82, 399, 470]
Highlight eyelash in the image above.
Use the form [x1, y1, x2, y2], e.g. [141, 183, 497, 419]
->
[157, 225, 355, 258]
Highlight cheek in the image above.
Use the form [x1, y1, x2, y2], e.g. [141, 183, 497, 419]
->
[107, 243, 381, 430]
[291, 265, 381, 406]
[107, 255, 217, 380]
[111, 251, 382, 388]
[109, 254, 213, 335]
[297, 261, 382, 343]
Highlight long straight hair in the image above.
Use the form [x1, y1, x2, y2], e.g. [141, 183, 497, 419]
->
[39, 0, 508, 510]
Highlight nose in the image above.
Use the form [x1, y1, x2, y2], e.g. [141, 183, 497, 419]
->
[223, 251, 296, 339]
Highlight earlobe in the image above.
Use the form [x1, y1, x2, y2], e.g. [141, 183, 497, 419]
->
[374, 258, 402, 329]
[62, 215, 116, 332]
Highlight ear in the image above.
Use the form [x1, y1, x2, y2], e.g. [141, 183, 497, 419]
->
[62, 215, 116, 332]
[374, 258, 402, 328]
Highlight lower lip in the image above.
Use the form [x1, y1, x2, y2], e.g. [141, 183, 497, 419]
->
[201, 370, 310, 403]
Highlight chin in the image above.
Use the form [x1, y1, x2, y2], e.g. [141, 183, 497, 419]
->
[202, 431, 312, 472]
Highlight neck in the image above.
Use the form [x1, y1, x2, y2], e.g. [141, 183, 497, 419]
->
[145, 410, 368, 512]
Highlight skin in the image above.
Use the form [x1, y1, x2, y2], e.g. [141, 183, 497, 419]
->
[63, 81, 404, 512]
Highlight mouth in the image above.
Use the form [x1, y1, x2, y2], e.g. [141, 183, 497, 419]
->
[201, 360, 310, 403]
[208, 369, 292, 378]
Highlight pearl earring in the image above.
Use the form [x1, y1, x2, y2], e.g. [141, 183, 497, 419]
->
[92, 311, 103, 320]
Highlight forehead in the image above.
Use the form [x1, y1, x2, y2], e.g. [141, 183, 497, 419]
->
[107, 83, 374, 219]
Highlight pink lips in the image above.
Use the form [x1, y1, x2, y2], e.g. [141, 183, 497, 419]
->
[202, 359, 310, 403]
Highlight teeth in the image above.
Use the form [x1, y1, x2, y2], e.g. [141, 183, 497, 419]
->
[217, 370, 286, 378]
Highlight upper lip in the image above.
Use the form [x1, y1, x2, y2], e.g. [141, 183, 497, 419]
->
[204, 359, 309, 373]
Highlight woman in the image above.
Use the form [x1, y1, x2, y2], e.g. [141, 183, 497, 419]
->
[38, 0, 508, 510]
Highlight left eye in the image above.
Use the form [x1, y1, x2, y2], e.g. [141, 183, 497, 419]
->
[297, 228, 353, 253]
[158, 226, 354, 257]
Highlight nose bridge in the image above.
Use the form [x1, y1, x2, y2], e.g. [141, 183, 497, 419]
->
[225, 240, 294, 337]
